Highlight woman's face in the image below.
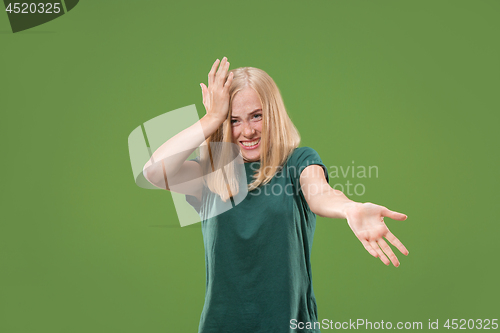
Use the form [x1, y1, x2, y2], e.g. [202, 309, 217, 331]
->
[230, 87, 263, 163]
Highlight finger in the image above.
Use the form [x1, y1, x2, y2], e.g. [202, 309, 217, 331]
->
[385, 231, 409, 256]
[222, 59, 230, 77]
[377, 239, 400, 267]
[200, 83, 208, 107]
[224, 72, 234, 90]
[383, 207, 407, 221]
[208, 59, 220, 86]
[370, 241, 390, 265]
[222, 61, 230, 84]
[215, 57, 228, 84]
[203, 84, 212, 111]
[360, 239, 378, 258]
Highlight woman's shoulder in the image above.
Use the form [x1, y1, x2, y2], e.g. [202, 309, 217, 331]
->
[291, 146, 318, 155]
[287, 146, 322, 165]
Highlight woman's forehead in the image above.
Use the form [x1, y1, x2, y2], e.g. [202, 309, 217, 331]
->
[232, 88, 262, 116]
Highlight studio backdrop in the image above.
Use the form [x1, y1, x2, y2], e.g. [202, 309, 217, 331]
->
[1, 1, 499, 332]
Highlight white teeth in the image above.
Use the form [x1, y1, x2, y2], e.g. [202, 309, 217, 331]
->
[241, 138, 260, 147]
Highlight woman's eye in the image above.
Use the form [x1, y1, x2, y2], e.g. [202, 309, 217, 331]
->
[231, 119, 239, 125]
[253, 114, 262, 120]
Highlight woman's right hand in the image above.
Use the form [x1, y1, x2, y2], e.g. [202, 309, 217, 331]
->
[200, 57, 234, 124]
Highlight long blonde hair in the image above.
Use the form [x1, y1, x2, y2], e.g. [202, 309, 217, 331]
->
[200, 67, 300, 201]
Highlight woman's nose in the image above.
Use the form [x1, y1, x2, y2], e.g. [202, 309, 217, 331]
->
[243, 123, 255, 137]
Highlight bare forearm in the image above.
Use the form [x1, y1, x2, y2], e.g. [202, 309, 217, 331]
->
[309, 188, 359, 219]
[143, 114, 223, 178]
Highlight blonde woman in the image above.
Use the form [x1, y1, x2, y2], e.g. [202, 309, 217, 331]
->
[143, 57, 409, 333]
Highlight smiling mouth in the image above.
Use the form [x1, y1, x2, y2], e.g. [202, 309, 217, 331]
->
[240, 138, 260, 147]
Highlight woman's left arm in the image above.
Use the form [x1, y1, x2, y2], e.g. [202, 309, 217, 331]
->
[300, 165, 409, 267]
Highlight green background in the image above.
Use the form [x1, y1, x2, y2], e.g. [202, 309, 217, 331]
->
[1, 1, 498, 332]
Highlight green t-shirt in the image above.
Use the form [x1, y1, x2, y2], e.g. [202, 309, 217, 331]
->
[186, 146, 329, 333]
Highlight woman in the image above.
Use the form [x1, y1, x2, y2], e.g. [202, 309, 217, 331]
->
[143, 57, 409, 333]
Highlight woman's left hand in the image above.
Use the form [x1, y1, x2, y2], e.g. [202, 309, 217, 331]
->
[343, 202, 409, 267]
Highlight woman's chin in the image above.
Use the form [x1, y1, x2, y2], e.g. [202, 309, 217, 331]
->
[242, 152, 260, 162]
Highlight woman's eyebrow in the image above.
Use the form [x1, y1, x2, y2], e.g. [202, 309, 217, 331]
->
[231, 108, 262, 118]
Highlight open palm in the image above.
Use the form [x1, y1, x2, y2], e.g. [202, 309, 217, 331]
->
[344, 202, 409, 267]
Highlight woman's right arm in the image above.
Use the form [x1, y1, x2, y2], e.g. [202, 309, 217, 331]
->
[142, 114, 222, 196]
[142, 57, 233, 201]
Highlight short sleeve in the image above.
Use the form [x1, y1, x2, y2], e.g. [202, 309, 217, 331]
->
[185, 156, 202, 213]
[287, 147, 329, 193]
